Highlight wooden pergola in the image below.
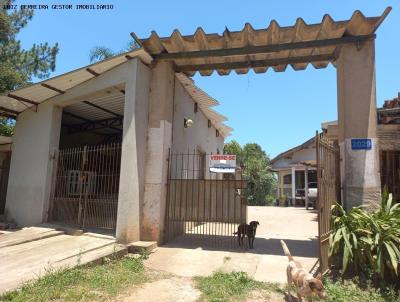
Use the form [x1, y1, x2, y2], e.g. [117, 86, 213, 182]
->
[134, 8, 391, 76]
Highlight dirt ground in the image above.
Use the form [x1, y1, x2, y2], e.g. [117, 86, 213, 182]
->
[119, 206, 318, 302]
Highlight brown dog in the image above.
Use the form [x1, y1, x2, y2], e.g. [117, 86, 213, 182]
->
[280, 240, 327, 301]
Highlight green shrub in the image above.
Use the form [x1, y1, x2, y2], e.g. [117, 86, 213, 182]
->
[329, 189, 400, 282]
[316, 278, 399, 302]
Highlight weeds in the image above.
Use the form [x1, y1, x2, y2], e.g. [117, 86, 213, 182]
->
[315, 278, 399, 302]
[194, 271, 279, 302]
[0, 255, 147, 302]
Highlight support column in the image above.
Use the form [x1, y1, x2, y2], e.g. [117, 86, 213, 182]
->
[5, 102, 62, 226]
[116, 60, 151, 243]
[305, 166, 309, 210]
[336, 40, 381, 210]
[142, 61, 175, 243]
[291, 166, 296, 206]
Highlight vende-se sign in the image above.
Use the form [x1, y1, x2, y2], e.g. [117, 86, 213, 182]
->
[209, 154, 236, 173]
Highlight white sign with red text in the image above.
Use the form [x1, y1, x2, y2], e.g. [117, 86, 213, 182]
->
[209, 154, 236, 173]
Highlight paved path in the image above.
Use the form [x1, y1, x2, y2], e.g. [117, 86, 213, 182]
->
[145, 206, 318, 283]
[0, 226, 126, 294]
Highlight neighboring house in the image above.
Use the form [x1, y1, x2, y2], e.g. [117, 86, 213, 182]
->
[0, 136, 12, 215]
[0, 51, 231, 243]
[272, 93, 400, 206]
[271, 137, 317, 207]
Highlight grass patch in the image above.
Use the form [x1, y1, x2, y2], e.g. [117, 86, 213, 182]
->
[194, 271, 280, 302]
[315, 278, 399, 302]
[0, 255, 147, 302]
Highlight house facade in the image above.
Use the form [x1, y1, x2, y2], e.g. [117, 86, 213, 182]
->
[271, 137, 317, 206]
[272, 94, 400, 206]
[0, 51, 230, 244]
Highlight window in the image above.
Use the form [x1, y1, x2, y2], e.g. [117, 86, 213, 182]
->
[197, 151, 206, 179]
[67, 170, 96, 196]
[283, 174, 292, 185]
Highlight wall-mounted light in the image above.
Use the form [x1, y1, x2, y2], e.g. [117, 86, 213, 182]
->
[184, 117, 194, 128]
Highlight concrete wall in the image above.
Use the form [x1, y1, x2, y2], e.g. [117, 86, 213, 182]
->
[141, 62, 175, 242]
[117, 60, 151, 243]
[336, 41, 381, 210]
[172, 79, 224, 156]
[5, 102, 62, 225]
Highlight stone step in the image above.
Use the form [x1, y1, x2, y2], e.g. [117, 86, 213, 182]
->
[40, 223, 84, 236]
[0, 227, 64, 248]
[128, 241, 158, 253]
[55, 243, 128, 267]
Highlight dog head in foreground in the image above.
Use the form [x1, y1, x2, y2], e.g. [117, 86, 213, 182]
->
[308, 273, 327, 299]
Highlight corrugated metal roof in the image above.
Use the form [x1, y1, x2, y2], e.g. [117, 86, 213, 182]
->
[175, 73, 232, 137]
[0, 48, 152, 117]
[138, 8, 391, 76]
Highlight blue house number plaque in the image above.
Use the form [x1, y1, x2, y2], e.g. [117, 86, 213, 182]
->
[351, 139, 372, 150]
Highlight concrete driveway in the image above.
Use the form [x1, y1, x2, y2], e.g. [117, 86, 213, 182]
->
[0, 226, 126, 294]
[145, 206, 318, 283]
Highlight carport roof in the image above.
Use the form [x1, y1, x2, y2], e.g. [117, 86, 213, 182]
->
[136, 7, 391, 76]
[0, 48, 152, 117]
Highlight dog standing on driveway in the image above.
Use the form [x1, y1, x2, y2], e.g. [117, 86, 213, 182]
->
[280, 240, 327, 301]
[234, 221, 260, 249]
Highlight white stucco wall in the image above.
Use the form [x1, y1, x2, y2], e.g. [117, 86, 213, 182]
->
[5, 101, 62, 225]
[172, 80, 224, 155]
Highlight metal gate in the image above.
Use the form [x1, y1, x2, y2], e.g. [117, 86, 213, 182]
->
[0, 153, 11, 214]
[316, 132, 341, 274]
[165, 151, 247, 248]
[49, 143, 121, 231]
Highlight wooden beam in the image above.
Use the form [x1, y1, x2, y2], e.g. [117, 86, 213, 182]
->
[41, 83, 65, 94]
[86, 67, 100, 77]
[176, 54, 334, 72]
[0, 106, 19, 116]
[7, 93, 39, 105]
[155, 34, 375, 60]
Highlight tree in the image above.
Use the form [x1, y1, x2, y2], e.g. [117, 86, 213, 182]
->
[224, 141, 277, 206]
[0, 0, 59, 136]
[223, 140, 242, 166]
[89, 40, 139, 63]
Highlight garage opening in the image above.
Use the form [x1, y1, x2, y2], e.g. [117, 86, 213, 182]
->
[49, 87, 125, 232]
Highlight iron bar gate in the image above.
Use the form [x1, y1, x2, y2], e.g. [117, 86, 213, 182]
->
[0, 153, 11, 214]
[165, 151, 247, 248]
[49, 143, 121, 231]
[316, 132, 341, 274]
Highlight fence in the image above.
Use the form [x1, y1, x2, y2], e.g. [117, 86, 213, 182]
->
[165, 151, 247, 248]
[49, 143, 121, 231]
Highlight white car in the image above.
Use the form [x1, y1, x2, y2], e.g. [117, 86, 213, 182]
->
[296, 182, 318, 208]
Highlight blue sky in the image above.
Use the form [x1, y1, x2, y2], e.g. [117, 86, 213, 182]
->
[15, 0, 400, 158]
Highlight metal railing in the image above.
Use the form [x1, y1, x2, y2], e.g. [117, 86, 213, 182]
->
[49, 143, 121, 231]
